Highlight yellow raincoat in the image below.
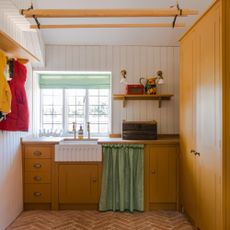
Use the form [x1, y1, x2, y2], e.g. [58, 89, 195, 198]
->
[0, 50, 12, 113]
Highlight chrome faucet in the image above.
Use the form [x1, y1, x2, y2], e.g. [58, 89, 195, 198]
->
[72, 122, 77, 139]
[87, 122, 90, 139]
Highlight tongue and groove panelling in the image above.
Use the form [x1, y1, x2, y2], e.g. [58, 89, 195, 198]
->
[37, 45, 179, 134]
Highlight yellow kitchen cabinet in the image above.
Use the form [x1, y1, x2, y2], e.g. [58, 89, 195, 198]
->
[180, 1, 222, 229]
[180, 29, 198, 223]
[57, 163, 102, 209]
[22, 144, 55, 210]
[145, 144, 178, 211]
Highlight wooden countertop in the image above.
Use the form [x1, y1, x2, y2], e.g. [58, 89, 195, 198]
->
[22, 135, 179, 145]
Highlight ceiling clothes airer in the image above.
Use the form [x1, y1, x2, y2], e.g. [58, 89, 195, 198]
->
[20, 1, 198, 29]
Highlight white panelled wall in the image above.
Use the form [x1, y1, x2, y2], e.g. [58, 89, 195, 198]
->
[38, 45, 179, 134]
[0, 64, 33, 230]
[0, 1, 42, 229]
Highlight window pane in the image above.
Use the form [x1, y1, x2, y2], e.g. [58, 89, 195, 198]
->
[99, 116, 108, 123]
[53, 89, 62, 95]
[76, 97, 84, 105]
[43, 96, 53, 105]
[68, 115, 76, 123]
[91, 124, 99, 133]
[52, 124, 62, 130]
[89, 89, 99, 96]
[76, 118, 84, 124]
[42, 89, 53, 96]
[89, 106, 99, 115]
[100, 97, 109, 105]
[68, 123, 74, 132]
[53, 96, 63, 105]
[43, 124, 52, 130]
[99, 124, 108, 133]
[68, 96, 75, 105]
[41, 89, 63, 132]
[89, 97, 99, 105]
[43, 106, 53, 114]
[99, 89, 109, 96]
[53, 115, 62, 123]
[89, 115, 98, 123]
[53, 106, 62, 114]
[68, 106, 76, 114]
[76, 106, 84, 115]
[43, 115, 53, 123]
[66, 89, 76, 96]
[66, 89, 86, 133]
[98, 105, 108, 115]
[66, 89, 86, 96]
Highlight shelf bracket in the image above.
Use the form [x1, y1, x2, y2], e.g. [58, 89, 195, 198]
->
[158, 97, 162, 108]
[123, 98, 127, 108]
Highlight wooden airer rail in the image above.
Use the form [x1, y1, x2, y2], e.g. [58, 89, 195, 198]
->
[113, 94, 174, 108]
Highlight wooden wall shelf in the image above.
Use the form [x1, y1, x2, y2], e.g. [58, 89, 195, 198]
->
[113, 94, 174, 108]
[0, 30, 40, 63]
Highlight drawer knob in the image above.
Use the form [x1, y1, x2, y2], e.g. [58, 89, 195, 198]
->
[151, 171, 156, 175]
[33, 151, 42, 156]
[33, 163, 42, 169]
[33, 176, 42, 181]
[33, 192, 42, 197]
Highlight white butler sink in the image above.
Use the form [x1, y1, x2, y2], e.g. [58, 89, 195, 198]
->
[55, 138, 101, 162]
[60, 138, 98, 145]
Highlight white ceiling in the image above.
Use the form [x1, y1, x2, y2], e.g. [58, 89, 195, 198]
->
[25, 0, 214, 46]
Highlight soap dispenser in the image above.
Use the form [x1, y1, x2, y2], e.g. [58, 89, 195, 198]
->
[78, 125, 84, 139]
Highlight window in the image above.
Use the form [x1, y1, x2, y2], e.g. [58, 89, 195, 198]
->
[39, 72, 111, 136]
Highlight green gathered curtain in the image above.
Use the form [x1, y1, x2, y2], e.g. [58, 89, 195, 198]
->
[99, 144, 144, 212]
[39, 73, 111, 89]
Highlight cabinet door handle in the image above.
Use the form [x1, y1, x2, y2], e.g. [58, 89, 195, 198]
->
[151, 171, 156, 175]
[33, 176, 42, 181]
[33, 192, 42, 197]
[92, 177, 97, 182]
[33, 163, 42, 169]
[33, 151, 42, 157]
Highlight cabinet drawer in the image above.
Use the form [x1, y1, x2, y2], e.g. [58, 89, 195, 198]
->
[25, 159, 51, 172]
[24, 184, 51, 203]
[24, 172, 51, 183]
[24, 146, 52, 159]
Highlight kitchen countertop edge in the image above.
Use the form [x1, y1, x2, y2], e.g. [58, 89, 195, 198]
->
[22, 135, 179, 145]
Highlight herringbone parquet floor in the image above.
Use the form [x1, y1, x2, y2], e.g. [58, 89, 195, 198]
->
[7, 210, 195, 230]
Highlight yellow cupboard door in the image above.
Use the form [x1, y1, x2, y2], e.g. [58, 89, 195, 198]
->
[149, 146, 177, 204]
[58, 164, 99, 204]
[196, 3, 222, 230]
[180, 30, 198, 223]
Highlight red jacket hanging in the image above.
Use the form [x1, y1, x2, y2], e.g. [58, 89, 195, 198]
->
[0, 60, 29, 131]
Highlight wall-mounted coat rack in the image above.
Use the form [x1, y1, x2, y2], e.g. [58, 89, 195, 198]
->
[0, 30, 40, 63]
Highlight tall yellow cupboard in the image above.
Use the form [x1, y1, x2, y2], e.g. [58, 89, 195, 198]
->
[180, 1, 222, 229]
